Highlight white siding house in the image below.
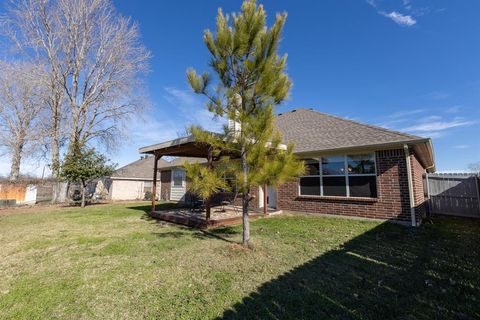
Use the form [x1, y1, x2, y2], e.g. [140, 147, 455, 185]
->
[108, 156, 168, 200]
[170, 168, 186, 202]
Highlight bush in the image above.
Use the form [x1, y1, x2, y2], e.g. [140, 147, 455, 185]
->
[144, 191, 153, 201]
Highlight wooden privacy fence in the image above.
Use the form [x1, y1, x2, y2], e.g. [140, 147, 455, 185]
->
[0, 180, 57, 207]
[425, 173, 480, 218]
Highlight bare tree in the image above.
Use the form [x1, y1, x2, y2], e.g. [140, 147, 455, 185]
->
[1, 0, 67, 178]
[1, 0, 150, 162]
[0, 61, 47, 181]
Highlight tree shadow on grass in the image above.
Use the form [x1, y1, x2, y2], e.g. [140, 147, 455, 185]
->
[219, 216, 480, 320]
[150, 227, 239, 244]
[128, 202, 242, 242]
[127, 202, 186, 214]
[193, 229, 238, 243]
[127, 202, 187, 222]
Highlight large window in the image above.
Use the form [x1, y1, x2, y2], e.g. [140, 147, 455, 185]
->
[299, 153, 377, 198]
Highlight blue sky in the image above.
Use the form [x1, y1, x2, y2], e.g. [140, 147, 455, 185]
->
[1, 0, 480, 175]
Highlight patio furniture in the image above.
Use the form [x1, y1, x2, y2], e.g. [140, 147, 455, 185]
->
[191, 197, 205, 212]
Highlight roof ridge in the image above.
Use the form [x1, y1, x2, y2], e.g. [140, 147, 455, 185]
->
[291, 108, 422, 140]
[114, 156, 162, 172]
[116, 157, 146, 170]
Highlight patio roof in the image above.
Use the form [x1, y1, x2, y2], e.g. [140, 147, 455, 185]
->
[138, 135, 209, 158]
[138, 134, 287, 159]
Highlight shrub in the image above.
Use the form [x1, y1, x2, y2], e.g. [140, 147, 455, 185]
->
[144, 191, 153, 201]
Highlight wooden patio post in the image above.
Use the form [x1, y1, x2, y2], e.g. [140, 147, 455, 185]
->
[205, 146, 213, 221]
[263, 183, 268, 215]
[151, 154, 159, 213]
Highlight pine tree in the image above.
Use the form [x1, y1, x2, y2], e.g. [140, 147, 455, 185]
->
[186, 0, 304, 247]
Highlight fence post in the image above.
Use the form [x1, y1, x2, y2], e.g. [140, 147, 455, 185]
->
[425, 173, 431, 216]
[475, 175, 480, 215]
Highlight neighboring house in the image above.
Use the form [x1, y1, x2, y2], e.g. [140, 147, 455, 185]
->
[140, 108, 436, 226]
[157, 157, 207, 202]
[108, 156, 168, 200]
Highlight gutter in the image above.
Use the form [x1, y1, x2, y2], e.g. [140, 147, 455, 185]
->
[109, 177, 160, 181]
[294, 138, 431, 157]
[404, 144, 417, 227]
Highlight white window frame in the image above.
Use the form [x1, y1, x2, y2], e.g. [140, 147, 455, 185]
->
[143, 181, 152, 194]
[171, 169, 185, 187]
[298, 153, 377, 198]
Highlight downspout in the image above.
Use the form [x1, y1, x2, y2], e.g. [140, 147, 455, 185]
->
[404, 145, 417, 227]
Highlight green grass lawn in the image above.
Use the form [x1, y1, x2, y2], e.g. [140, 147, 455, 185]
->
[0, 202, 479, 319]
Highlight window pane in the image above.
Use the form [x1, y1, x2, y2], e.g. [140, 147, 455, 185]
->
[347, 154, 375, 174]
[323, 176, 347, 196]
[349, 176, 377, 198]
[300, 177, 320, 196]
[304, 159, 320, 175]
[144, 181, 152, 194]
[322, 156, 345, 175]
[173, 170, 183, 186]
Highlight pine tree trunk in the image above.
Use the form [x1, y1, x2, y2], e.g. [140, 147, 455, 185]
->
[206, 198, 211, 221]
[81, 181, 86, 208]
[241, 148, 250, 247]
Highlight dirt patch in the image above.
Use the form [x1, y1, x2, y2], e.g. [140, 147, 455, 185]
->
[0, 204, 64, 217]
[0, 201, 125, 217]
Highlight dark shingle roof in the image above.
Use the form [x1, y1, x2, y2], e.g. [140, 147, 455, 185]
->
[112, 156, 168, 179]
[275, 108, 425, 153]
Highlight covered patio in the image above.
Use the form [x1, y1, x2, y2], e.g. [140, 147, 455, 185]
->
[149, 205, 281, 229]
[139, 135, 278, 228]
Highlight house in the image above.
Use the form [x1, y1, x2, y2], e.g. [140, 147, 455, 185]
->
[156, 157, 207, 202]
[108, 156, 168, 200]
[139, 108, 435, 226]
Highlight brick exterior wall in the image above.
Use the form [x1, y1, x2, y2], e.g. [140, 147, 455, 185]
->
[276, 149, 427, 223]
[159, 149, 428, 224]
[160, 170, 171, 201]
[410, 153, 427, 224]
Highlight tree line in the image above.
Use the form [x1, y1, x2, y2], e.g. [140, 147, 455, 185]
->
[0, 0, 150, 192]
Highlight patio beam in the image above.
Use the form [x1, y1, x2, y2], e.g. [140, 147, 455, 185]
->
[263, 183, 268, 215]
[205, 146, 213, 221]
[151, 153, 160, 213]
